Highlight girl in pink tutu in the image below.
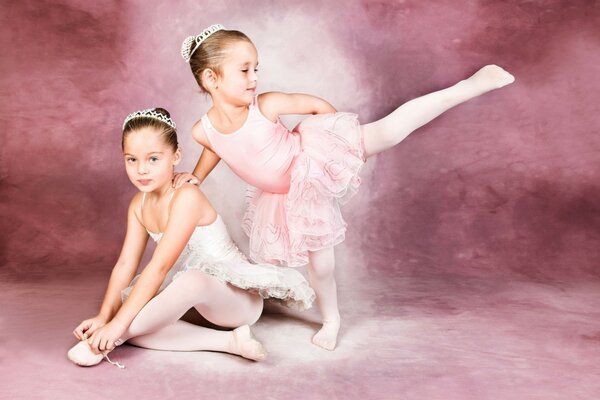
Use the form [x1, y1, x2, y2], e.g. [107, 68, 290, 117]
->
[174, 24, 515, 350]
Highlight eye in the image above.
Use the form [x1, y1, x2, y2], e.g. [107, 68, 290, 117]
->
[254, 68, 259, 72]
[241, 69, 248, 73]
[126, 157, 136, 163]
[150, 156, 159, 163]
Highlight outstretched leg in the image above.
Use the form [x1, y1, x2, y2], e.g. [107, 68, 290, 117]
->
[308, 247, 341, 351]
[361, 65, 515, 158]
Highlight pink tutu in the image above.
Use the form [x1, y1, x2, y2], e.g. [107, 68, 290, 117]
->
[242, 112, 365, 267]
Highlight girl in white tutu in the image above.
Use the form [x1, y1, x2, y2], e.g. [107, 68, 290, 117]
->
[68, 108, 314, 367]
[175, 24, 515, 350]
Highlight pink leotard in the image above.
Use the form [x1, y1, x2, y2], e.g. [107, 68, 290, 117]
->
[201, 96, 300, 194]
[198, 94, 365, 267]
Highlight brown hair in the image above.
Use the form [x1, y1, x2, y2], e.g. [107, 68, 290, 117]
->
[187, 29, 253, 93]
[121, 108, 178, 152]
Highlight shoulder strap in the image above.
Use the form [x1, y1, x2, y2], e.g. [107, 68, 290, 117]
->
[139, 192, 146, 226]
[164, 189, 177, 220]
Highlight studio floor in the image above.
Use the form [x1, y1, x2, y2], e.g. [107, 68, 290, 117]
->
[2, 261, 600, 400]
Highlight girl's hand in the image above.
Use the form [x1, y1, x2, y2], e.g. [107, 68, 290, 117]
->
[173, 172, 199, 189]
[73, 315, 108, 341]
[87, 318, 128, 353]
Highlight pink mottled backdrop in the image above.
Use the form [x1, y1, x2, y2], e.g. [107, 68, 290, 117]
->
[2, 1, 600, 399]
[3, 0, 599, 281]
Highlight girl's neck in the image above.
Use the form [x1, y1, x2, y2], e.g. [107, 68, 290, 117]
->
[146, 180, 174, 200]
[209, 98, 250, 125]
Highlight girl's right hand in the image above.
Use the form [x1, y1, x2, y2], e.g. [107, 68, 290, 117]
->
[73, 315, 108, 341]
[173, 172, 199, 189]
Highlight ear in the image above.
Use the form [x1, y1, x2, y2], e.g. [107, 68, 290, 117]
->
[201, 68, 220, 90]
[172, 148, 182, 166]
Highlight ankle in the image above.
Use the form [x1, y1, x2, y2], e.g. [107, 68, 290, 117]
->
[454, 78, 482, 99]
[323, 314, 341, 324]
[227, 331, 237, 354]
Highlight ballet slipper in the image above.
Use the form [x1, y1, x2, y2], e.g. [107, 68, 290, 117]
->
[232, 325, 267, 361]
[67, 340, 125, 368]
[67, 341, 104, 366]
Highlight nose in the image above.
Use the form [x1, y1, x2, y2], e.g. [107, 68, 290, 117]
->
[137, 161, 148, 174]
[250, 69, 258, 83]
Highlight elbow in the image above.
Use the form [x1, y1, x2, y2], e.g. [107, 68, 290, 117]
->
[145, 258, 174, 280]
[156, 263, 173, 278]
[316, 102, 336, 114]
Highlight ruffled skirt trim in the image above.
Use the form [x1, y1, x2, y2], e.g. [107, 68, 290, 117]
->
[242, 112, 365, 267]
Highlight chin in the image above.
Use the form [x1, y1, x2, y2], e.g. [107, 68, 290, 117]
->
[132, 185, 151, 192]
[130, 180, 155, 192]
[233, 97, 252, 107]
[243, 94, 255, 104]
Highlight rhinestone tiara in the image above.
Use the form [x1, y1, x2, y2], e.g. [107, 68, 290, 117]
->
[122, 108, 177, 130]
[181, 24, 225, 63]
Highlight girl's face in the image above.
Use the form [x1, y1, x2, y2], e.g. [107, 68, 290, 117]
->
[214, 40, 259, 105]
[123, 127, 181, 193]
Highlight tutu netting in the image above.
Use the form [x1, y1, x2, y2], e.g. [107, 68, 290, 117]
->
[242, 112, 365, 267]
[122, 215, 315, 310]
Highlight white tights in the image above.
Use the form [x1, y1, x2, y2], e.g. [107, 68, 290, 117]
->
[122, 271, 263, 354]
[309, 65, 515, 350]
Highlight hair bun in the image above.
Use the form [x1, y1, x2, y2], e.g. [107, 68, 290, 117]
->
[153, 108, 171, 119]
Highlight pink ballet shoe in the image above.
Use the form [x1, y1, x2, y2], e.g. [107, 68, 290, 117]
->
[67, 341, 125, 369]
[67, 341, 103, 366]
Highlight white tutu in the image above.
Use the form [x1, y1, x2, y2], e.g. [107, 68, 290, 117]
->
[121, 215, 315, 310]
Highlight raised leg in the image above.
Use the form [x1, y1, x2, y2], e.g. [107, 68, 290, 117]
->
[361, 64, 515, 158]
[308, 247, 341, 351]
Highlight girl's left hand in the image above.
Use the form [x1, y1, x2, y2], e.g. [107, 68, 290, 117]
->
[88, 318, 127, 353]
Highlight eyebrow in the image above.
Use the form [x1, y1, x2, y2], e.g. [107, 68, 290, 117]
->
[123, 151, 164, 156]
[240, 61, 259, 66]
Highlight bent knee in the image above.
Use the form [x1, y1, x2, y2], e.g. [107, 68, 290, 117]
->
[170, 270, 215, 298]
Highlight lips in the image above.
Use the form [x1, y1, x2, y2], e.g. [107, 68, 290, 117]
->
[138, 179, 152, 185]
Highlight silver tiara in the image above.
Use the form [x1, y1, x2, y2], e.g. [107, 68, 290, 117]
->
[123, 108, 176, 130]
[181, 24, 225, 63]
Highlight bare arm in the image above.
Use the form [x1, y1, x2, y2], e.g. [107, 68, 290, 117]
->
[105, 185, 207, 329]
[73, 194, 147, 340]
[173, 121, 221, 188]
[191, 147, 221, 184]
[258, 91, 337, 122]
[98, 197, 148, 320]
[87, 186, 210, 352]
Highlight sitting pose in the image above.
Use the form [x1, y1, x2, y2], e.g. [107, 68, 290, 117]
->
[174, 24, 515, 350]
[68, 108, 314, 367]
